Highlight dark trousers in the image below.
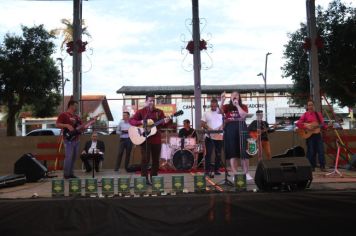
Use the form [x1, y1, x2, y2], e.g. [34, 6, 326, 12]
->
[204, 137, 223, 173]
[140, 143, 161, 178]
[80, 154, 103, 172]
[115, 138, 133, 171]
[306, 133, 325, 168]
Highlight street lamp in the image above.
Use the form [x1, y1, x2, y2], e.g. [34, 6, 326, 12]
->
[257, 72, 267, 122]
[257, 52, 271, 122]
[56, 58, 69, 112]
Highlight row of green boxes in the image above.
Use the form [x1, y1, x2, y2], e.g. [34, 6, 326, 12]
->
[51, 174, 247, 197]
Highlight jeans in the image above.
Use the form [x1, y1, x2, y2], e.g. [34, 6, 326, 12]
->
[204, 137, 223, 173]
[306, 133, 325, 168]
[140, 143, 161, 178]
[115, 138, 133, 171]
[63, 140, 80, 177]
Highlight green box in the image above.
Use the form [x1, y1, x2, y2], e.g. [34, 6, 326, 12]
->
[69, 178, 81, 196]
[101, 178, 114, 195]
[118, 177, 130, 194]
[194, 174, 206, 193]
[152, 176, 164, 193]
[51, 179, 64, 197]
[172, 176, 184, 193]
[234, 174, 247, 191]
[134, 177, 147, 195]
[85, 178, 98, 196]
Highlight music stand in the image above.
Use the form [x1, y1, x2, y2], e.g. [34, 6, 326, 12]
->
[84, 153, 101, 178]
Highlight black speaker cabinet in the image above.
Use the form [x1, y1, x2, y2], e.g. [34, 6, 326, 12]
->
[255, 157, 313, 191]
[14, 153, 47, 182]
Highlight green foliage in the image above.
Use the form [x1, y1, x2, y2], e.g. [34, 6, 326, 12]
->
[0, 25, 61, 135]
[282, 0, 356, 107]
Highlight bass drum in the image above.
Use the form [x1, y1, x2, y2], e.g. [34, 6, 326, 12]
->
[172, 149, 194, 170]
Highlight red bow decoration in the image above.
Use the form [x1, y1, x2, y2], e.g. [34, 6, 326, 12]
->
[302, 36, 324, 51]
[186, 39, 208, 54]
[66, 40, 88, 55]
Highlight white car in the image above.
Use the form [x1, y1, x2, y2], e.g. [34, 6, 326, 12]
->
[26, 128, 61, 136]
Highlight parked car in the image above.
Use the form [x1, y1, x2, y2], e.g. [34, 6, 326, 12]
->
[26, 128, 61, 136]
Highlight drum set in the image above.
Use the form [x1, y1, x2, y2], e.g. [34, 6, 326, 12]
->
[160, 133, 204, 171]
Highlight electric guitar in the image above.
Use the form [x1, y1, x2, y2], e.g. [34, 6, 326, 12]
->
[63, 113, 104, 141]
[296, 122, 322, 139]
[129, 110, 183, 145]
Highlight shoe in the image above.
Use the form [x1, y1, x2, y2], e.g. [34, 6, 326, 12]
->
[85, 169, 92, 173]
[214, 171, 221, 176]
[245, 173, 253, 181]
[146, 179, 152, 186]
[312, 167, 315, 172]
[320, 167, 328, 172]
[69, 175, 78, 178]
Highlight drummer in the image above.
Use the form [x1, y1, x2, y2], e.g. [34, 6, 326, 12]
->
[178, 119, 197, 140]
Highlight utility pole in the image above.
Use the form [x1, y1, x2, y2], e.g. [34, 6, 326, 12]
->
[192, 0, 202, 128]
[306, 0, 321, 112]
[73, 0, 83, 115]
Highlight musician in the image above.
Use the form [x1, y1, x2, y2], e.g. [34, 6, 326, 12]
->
[178, 119, 196, 139]
[201, 98, 223, 176]
[220, 91, 253, 180]
[129, 94, 170, 185]
[248, 110, 272, 160]
[296, 100, 328, 172]
[114, 112, 133, 172]
[80, 132, 105, 172]
[56, 100, 82, 179]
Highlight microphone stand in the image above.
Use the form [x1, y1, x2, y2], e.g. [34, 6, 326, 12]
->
[143, 116, 151, 185]
[217, 106, 233, 187]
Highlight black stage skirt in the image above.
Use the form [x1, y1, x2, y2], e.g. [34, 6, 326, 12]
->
[224, 121, 249, 159]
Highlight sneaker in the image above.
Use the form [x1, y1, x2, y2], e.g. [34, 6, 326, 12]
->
[214, 171, 221, 176]
[245, 173, 253, 181]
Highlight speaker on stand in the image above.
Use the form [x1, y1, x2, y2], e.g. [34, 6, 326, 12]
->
[14, 153, 48, 182]
[255, 157, 313, 192]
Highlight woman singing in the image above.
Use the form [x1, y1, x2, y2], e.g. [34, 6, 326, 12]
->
[220, 91, 253, 180]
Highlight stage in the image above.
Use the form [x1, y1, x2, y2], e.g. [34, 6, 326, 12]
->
[1, 167, 356, 235]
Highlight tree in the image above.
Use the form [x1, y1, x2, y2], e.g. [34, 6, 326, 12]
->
[282, 0, 356, 107]
[0, 25, 61, 136]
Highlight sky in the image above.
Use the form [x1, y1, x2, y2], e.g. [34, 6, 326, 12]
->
[0, 0, 353, 124]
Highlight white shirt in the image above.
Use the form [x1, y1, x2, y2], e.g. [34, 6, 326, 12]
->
[88, 141, 97, 154]
[201, 110, 223, 139]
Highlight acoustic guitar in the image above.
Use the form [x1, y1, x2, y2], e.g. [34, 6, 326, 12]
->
[129, 110, 183, 145]
[296, 122, 322, 139]
[63, 113, 104, 141]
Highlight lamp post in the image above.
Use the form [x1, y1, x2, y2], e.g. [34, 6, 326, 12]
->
[257, 73, 267, 122]
[257, 52, 271, 122]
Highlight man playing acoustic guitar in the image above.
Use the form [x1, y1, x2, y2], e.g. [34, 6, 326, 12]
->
[129, 94, 171, 185]
[296, 100, 328, 172]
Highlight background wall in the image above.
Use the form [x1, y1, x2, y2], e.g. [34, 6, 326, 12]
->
[0, 130, 355, 175]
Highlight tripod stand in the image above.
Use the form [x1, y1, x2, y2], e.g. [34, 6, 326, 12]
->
[215, 129, 233, 187]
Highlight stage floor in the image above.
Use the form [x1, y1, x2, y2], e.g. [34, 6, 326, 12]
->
[1, 166, 356, 199]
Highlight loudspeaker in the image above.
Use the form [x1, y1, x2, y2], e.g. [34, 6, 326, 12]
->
[255, 157, 313, 191]
[14, 153, 47, 182]
[272, 146, 305, 158]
